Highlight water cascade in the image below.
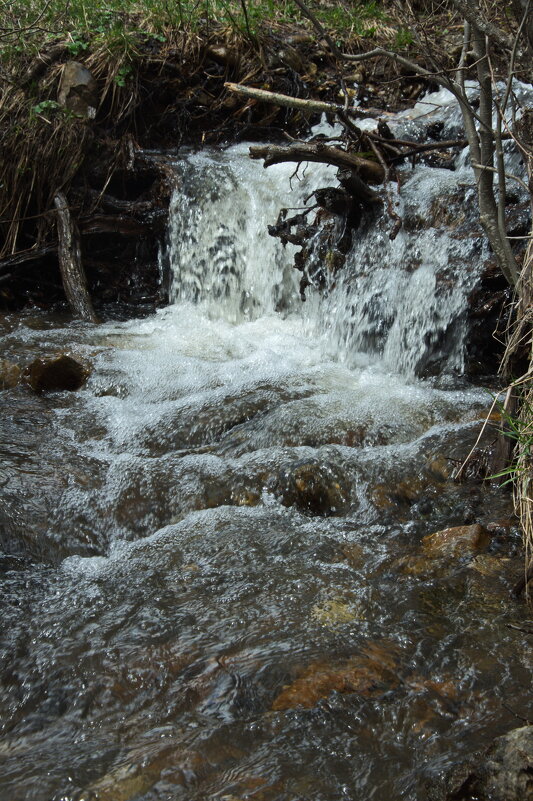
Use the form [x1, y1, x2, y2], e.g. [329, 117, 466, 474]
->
[0, 90, 530, 801]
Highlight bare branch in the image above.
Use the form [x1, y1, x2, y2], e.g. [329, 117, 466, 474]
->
[249, 142, 384, 185]
[224, 82, 385, 120]
[291, 0, 343, 59]
[448, 0, 513, 50]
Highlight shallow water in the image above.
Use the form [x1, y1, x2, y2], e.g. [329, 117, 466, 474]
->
[0, 98, 531, 801]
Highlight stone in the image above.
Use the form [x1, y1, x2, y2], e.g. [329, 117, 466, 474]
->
[422, 523, 490, 559]
[272, 641, 399, 710]
[277, 46, 305, 73]
[468, 554, 511, 576]
[272, 460, 349, 516]
[58, 61, 98, 118]
[0, 359, 21, 389]
[24, 352, 91, 392]
[371, 477, 428, 510]
[311, 597, 366, 628]
[430, 726, 533, 801]
[206, 45, 239, 68]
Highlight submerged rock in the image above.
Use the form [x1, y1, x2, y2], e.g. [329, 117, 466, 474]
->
[272, 641, 399, 710]
[430, 726, 533, 801]
[25, 352, 91, 392]
[272, 460, 349, 516]
[0, 358, 21, 389]
[422, 523, 490, 559]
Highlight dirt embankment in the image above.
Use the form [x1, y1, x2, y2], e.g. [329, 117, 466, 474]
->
[0, 17, 443, 316]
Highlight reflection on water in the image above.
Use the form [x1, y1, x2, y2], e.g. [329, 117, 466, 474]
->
[0, 110, 530, 800]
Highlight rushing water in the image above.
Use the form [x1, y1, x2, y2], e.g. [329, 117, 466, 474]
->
[1, 93, 532, 801]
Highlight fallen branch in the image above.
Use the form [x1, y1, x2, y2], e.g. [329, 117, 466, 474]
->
[80, 189, 156, 216]
[79, 214, 149, 236]
[367, 138, 401, 239]
[54, 192, 97, 323]
[0, 244, 57, 275]
[224, 82, 386, 121]
[249, 142, 384, 186]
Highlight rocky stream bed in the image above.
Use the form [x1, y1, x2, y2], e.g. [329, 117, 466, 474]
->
[1, 85, 533, 801]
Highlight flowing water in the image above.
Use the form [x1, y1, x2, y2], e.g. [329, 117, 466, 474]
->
[1, 92, 532, 801]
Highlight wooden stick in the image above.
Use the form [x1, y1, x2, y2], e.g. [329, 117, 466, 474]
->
[249, 142, 384, 185]
[54, 192, 97, 323]
[224, 81, 386, 120]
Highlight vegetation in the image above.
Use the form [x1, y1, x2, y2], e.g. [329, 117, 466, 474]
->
[0, 1, 391, 263]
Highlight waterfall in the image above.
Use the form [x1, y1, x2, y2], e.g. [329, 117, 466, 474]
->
[167, 100, 492, 377]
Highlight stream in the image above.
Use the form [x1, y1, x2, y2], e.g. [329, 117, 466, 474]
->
[1, 89, 532, 801]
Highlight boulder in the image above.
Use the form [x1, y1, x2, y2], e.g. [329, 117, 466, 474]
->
[422, 523, 490, 559]
[0, 359, 21, 389]
[430, 726, 533, 801]
[272, 460, 349, 516]
[58, 61, 98, 118]
[24, 352, 91, 392]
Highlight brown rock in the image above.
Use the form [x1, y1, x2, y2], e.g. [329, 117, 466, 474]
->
[206, 45, 239, 67]
[397, 554, 444, 578]
[422, 523, 490, 559]
[427, 456, 452, 481]
[277, 46, 305, 73]
[272, 641, 399, 710]
[25, 352, 91, 392]
[58, 61, 98, 118]
[371, 477, 428, 510]
[273, 460, 349, 516]
[0, 359, 21, 389]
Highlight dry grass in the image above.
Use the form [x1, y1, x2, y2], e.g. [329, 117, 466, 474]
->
[511, 237, 533, 589]
[0, 0, 415, 262]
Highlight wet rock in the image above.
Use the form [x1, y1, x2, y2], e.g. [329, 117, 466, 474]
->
[58, 61, 98, 118]
[396, 554, 447, 579]
[427, 455, 453, 481]
[0, 358, 21, 389]
[340, 542, 366, 570]
[430, 726, 533, 801]
[24, 352, 91, 392]
[422, 523, 490, 559]
[468, 554, 511, 576]
[311, 596, 366, 628]
[272, 460, 349, 516]
[403, 188, 465, 232]
[272, 641, 399, 710]
[78, 745, 204, 801]
[371, 477, 429, 510]
[429, 193, 467, 227]
[230, 489, 261, 507]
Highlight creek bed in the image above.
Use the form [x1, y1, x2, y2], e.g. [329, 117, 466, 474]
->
[1, 97, 531, 800]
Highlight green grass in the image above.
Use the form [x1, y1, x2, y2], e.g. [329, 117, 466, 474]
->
[0, 0, 388, 65]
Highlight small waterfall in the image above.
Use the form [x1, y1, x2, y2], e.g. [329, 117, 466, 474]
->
[313, 165, 486, 375]
[168, 144, 336, 321]
[167, 92, 498, 377]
